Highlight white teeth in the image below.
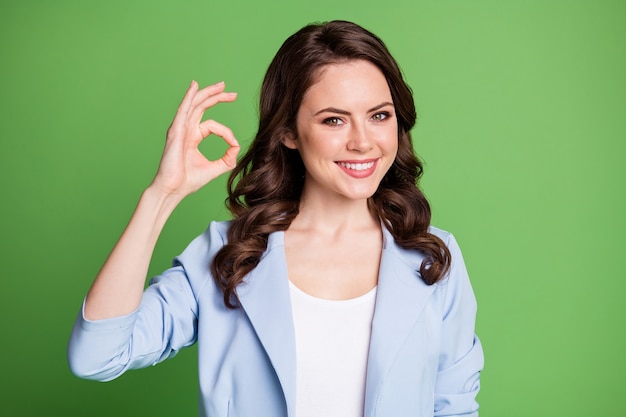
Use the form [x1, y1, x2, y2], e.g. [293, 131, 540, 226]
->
[338, 161, 375, 171]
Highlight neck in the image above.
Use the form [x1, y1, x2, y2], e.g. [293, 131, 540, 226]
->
[291, 192, 379, 235]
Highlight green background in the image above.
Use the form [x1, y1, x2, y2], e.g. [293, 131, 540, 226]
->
[1, 0, 624, 416]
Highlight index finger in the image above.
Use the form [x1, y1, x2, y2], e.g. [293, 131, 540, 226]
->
[197, 119, 239, 148]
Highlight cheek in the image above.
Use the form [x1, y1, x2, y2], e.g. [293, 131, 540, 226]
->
[390, 133, 400, 151]
[301, 132, 344, 156]
[383, 126, 400, 154]
[382, 131, 400, 170]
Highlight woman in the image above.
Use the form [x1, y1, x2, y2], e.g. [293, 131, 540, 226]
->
[68, 20, 483, 417]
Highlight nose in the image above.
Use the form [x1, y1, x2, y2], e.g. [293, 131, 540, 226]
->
[347, 123, 373, 152]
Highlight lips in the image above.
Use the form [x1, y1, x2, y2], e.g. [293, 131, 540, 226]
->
[336, 159, 379, 178]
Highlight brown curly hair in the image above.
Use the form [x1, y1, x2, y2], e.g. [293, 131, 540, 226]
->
[211, 20, 451, 308]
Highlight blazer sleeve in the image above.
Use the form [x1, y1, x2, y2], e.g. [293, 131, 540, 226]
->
[67, 221, 226, 381]
[434, 233, 484, 416]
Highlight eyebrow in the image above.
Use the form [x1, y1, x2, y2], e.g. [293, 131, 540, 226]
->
[313, 101, 394, 117]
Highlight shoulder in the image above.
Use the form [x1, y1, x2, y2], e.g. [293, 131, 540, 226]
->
[384, 224, 468, 287]
[427, 224, 454, 247]
[173, 220, 232, 270]
[204, 220, 231, 244]
[427, 224, 465, 263]
[385, 224, 459, 263]
[428, 227, 475, 312]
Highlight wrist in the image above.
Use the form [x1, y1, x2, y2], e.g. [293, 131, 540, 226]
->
[140, 185, 184, 222]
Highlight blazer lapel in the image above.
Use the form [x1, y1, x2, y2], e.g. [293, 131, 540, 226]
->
[234, 227, 436, 416]
[364, 227, 437, 415]
[236, 231, 296, 417]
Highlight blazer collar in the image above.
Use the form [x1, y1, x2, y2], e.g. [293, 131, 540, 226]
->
[236, 227, 435, 417]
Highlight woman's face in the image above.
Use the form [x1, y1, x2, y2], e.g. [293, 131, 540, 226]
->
[285, 60, 398, 203]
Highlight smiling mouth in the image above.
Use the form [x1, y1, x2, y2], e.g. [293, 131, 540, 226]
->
[336, 161, 376, 171]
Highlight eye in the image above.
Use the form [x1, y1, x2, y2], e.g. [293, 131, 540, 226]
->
[371, 112, 391, 122]
[322, 117, 344, 126]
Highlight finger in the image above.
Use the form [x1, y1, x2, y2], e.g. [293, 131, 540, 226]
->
[197, 119, 239, 148]
[191, 81, 227, 108]
[169, 80, 199, 133]
[189, 91, 238, 125]
[210, 143, 241, 178]
[220, 142, 241, 170]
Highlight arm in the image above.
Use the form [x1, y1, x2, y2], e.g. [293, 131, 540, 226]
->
[84, 81, 239, 321]
[434, 234, 484, 416]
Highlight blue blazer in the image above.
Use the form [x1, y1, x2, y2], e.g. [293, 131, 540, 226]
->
[68, 221, 483, 417]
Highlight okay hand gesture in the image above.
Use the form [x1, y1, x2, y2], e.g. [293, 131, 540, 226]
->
[151, 81, 240, 199]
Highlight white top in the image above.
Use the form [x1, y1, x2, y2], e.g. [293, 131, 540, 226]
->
[289, 281, 377, 417]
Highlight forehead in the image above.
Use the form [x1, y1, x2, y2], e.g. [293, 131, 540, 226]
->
[302, 60, 392, 107]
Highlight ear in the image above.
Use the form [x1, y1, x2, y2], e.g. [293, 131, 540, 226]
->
[281, 132, 298, 150]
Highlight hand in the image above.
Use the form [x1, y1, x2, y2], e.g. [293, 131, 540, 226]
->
[151, 80, 240, 198]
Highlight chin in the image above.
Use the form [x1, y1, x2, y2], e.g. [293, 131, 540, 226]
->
[340, 185, 380, 201]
